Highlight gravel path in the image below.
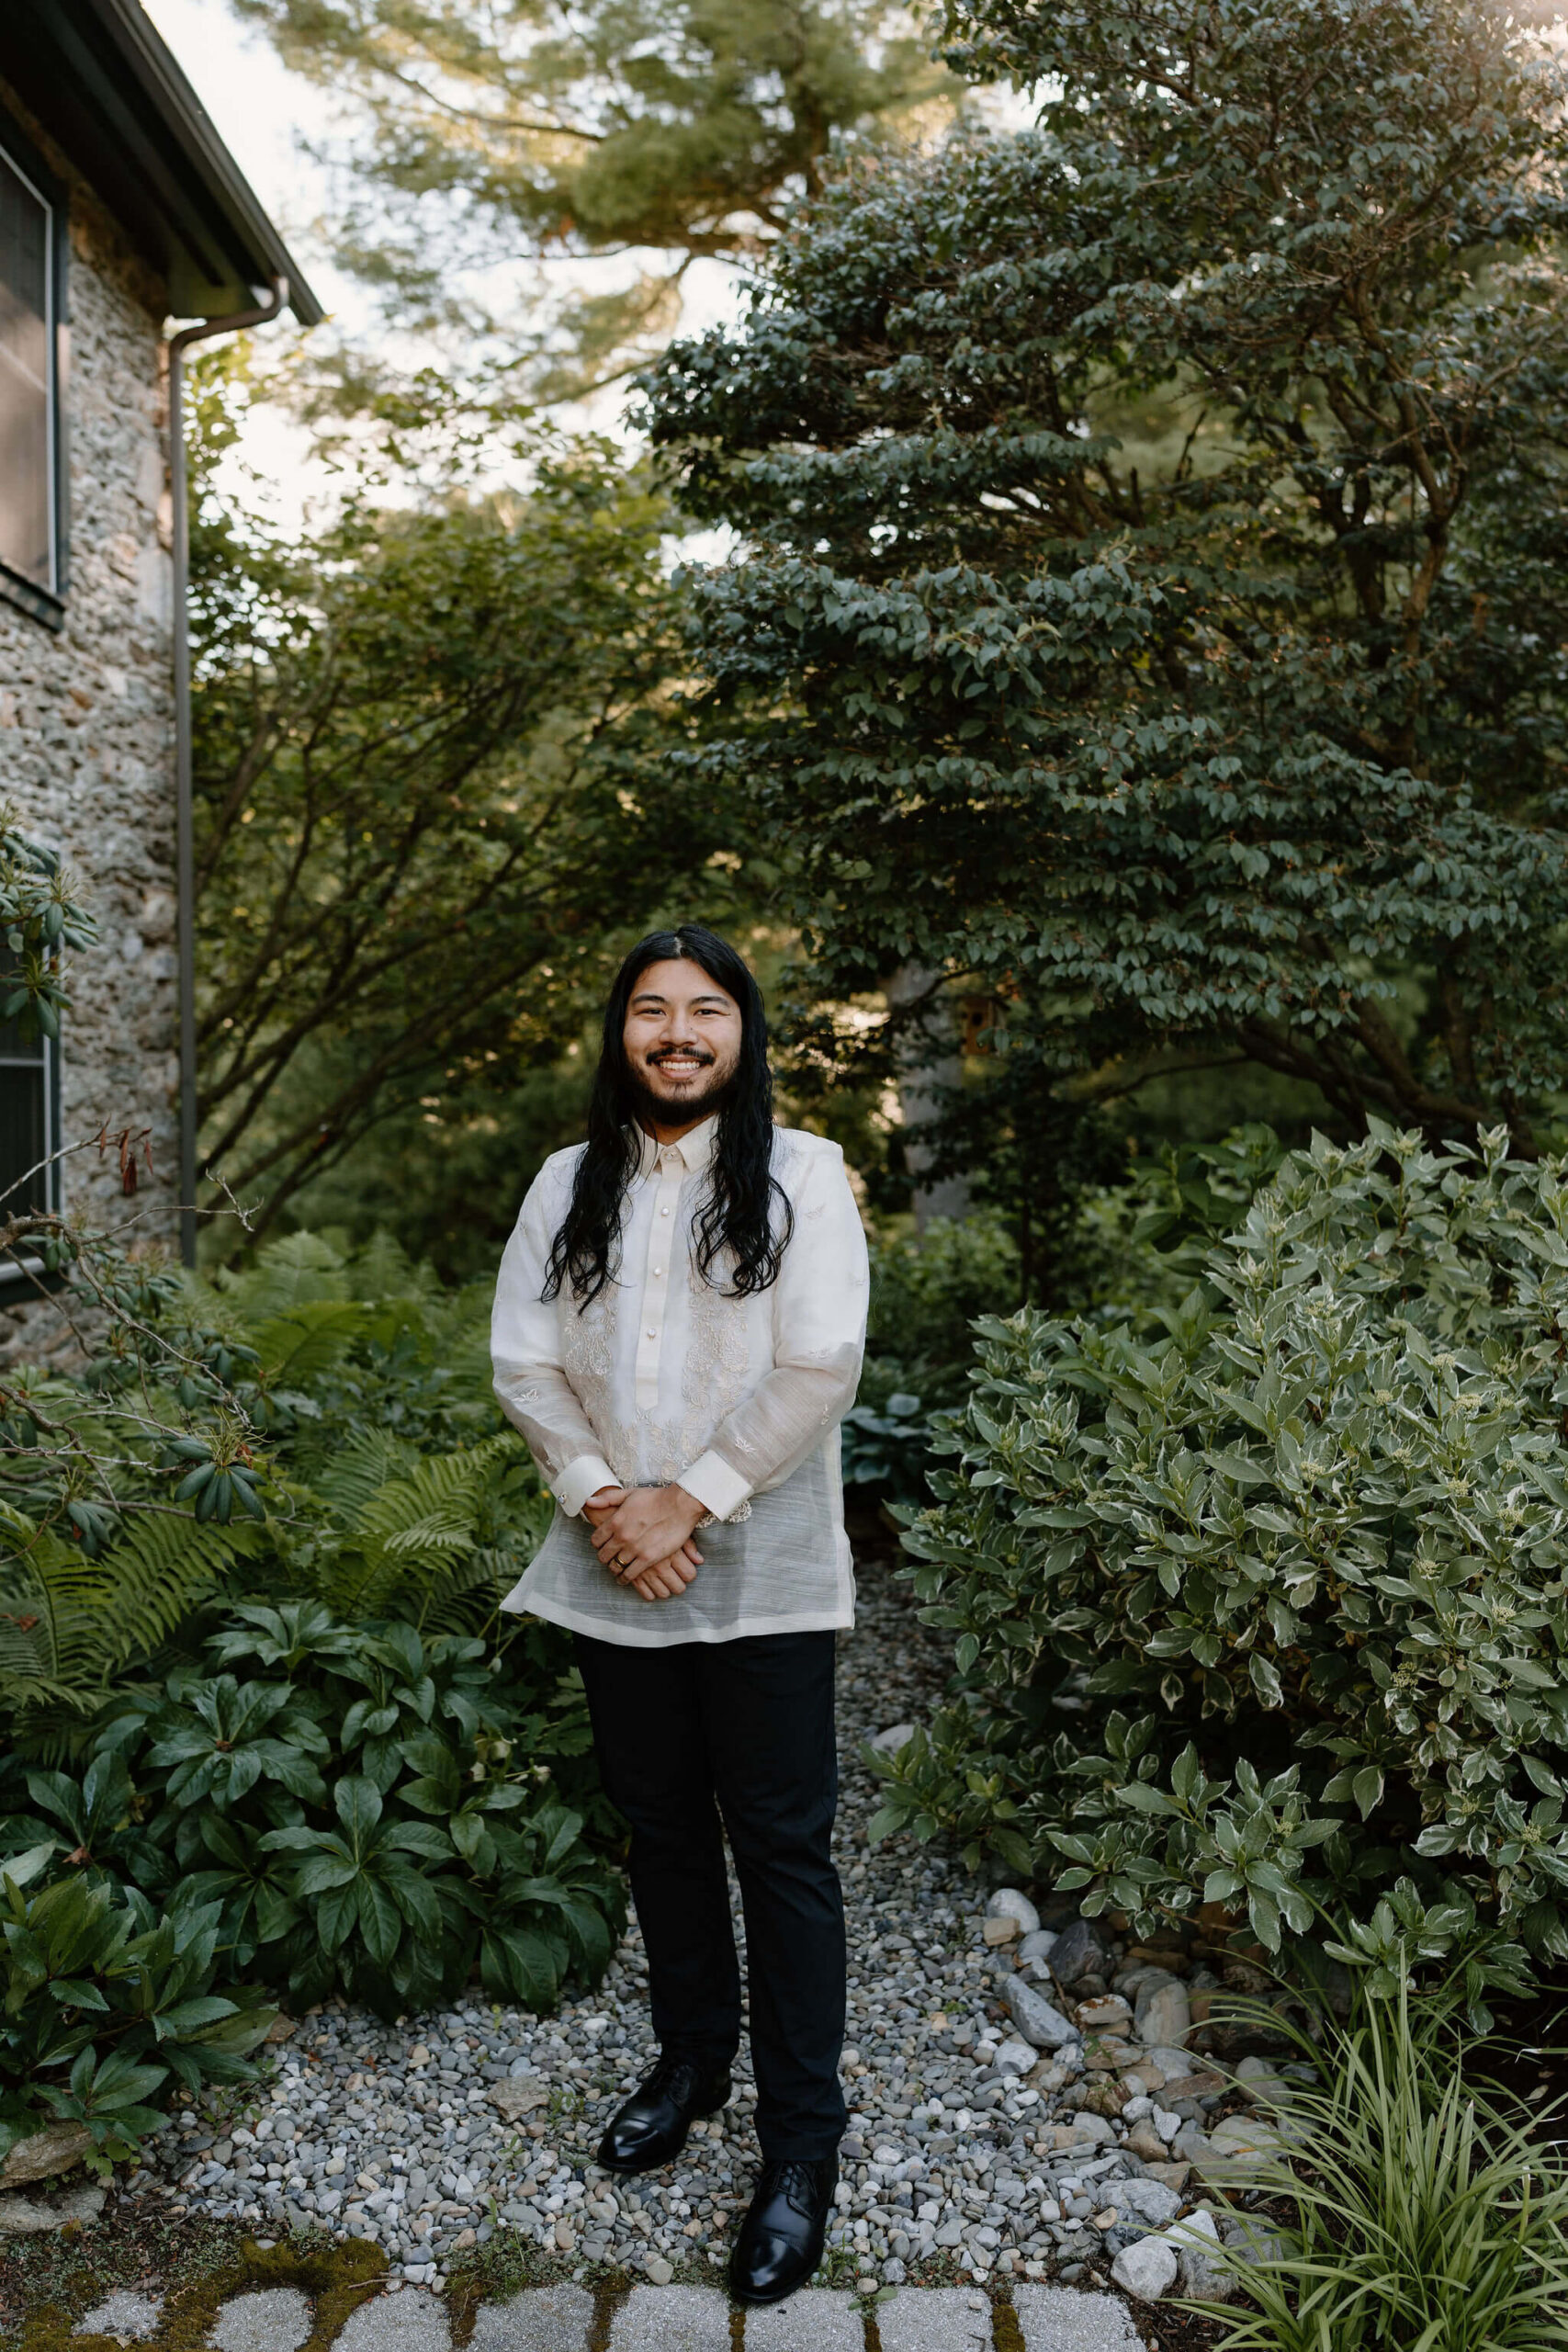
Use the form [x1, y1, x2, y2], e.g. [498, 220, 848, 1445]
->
[120, 1542, 1270, 2317]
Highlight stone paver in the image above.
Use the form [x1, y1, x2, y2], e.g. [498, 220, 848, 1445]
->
[1012, 2284, 1144, 2349]
[607, 2285, 731, 2351]
[468, 2288, 595, 2352]
[210, 2288, 313, 2352]
[73, 2291, 164, 2342]
[875, 2287, 993, 2351]
[336, 2289, 451, 2352]
[745, 2288, 863, 2348]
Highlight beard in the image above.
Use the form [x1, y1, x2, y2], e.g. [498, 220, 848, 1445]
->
[624, 1053, 738, 1128]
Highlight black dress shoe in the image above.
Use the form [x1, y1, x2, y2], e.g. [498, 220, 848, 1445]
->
[728, 2156, 838, 2304]
[595, 2052, 731, 2173]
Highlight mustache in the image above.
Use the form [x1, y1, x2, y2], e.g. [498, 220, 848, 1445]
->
[646, 1046, 716, 1067]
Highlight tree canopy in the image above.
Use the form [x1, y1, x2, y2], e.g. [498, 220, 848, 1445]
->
[642, 0, 1568, 1149]
[232, 0, 958, 392]
[190, 374, 729, 1250]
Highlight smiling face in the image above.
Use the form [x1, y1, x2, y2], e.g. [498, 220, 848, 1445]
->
[622, 956, 745, 1135]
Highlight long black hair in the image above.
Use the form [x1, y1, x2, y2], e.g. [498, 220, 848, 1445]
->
[543, 926, 794, 1306]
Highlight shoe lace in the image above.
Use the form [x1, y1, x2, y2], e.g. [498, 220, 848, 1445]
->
[644, 2052, 700, 2099]
[757, 2159, 826, 2216]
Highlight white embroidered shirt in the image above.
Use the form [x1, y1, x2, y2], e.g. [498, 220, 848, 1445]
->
[491, 1117, 869, 1645]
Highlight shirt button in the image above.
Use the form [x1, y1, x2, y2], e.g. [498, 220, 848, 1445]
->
[646, 1328, 657, 1340]
[660, 1205, 671, 1217]
[652, 1266, 663, 1277]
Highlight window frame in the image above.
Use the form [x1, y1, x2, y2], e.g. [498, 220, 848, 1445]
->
[0, 105, 69, 631]
[0, 980, 62, 1294]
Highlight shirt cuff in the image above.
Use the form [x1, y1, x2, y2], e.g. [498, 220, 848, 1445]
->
[679, 1449, 753, 1523]
[554, 1454, 619, 1518]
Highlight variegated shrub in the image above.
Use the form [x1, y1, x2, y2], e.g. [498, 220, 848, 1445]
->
[874, 1125, 1568, 2007]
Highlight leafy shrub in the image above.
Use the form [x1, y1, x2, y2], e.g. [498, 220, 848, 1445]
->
[4, 1598, 623, 2023]
[0, 1842, 273, 2174]
[865, 1215, 1023, 1407]
[874, 1125, 1568, 2008]
[844, 1215, 1026, 1499]
[1200, 1984, 1568, 2349]
[840, 1388, 934, 1504]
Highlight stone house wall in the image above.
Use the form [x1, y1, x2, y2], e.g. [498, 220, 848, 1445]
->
[0, 76, 178, 1260]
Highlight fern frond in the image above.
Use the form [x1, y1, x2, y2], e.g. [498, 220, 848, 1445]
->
[219, 1233, 350, 1319]
[247, 1299, 377, 1383]
[304, 1430, 419, 1522]
[349, 1230, 438, 1303]
[354, 1434, 513, 1545]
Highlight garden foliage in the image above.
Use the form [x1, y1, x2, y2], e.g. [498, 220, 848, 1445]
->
[846, 1213, 1029, 1500]
[1199, 1985, 1568, 2350]
[0, 1840, 275, 2176]
[6, 1601, 622, 2023]
[0, 1212, 621, 2166]
[873, 1126, 1568, 2008]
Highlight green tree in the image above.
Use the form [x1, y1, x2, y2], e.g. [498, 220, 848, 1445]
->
[641, 0, 1568, 1153]
[231, 0, 958, 392]
[190, 370, 730, 1248]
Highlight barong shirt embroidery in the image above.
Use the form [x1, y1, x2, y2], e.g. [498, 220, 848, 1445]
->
[490, 1116, 869, 1645]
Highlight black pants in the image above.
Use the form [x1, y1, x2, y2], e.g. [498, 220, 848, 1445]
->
[573, 1627, 847, 2162]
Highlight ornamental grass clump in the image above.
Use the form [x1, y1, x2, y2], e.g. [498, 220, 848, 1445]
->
[1195, 1985, 1568, 2350]
[874, 1124, 1568, 2005]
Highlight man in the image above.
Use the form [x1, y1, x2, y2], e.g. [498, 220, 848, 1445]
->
[491, 924, 869, 2305]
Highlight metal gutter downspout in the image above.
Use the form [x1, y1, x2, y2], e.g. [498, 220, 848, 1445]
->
[168, 274, 287, 1270]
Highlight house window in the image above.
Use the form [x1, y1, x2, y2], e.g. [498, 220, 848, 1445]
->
[0, 1005, 59, 1222]
[0, 114, 67, 627]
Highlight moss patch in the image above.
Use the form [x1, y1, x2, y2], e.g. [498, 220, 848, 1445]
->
[3, 2227, 387, 2352]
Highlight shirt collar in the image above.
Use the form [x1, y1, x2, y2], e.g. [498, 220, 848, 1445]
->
[633, 1114, 720, 1179]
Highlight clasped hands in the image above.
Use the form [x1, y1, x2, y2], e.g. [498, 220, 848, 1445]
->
[584, 1482, 706, 1602]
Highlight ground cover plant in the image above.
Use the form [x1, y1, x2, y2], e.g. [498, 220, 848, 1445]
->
[0, 1198, 618, 2167]
[871, 1125, 1568, 2017]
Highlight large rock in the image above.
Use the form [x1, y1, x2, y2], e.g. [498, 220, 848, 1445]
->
[1048, 1917, 1111, 1991]
[994, 2036, 1038, 2076]
[1235, 2054, 1294, 2103]
[870, 1724, 918, 1754]
[986, 1887, 1041, 1936]
[489, 2078, 550, 2122]
[1110, 2234, 1179, 2301]
[1134, 1973, 1191, 2050]
[1224, 2213, 1288, 2266]
[1, 2121, 93, 2188]
[1002, 1973, 1081, 2052]
[1018, 1928, 1059, 1966]
[1190, 2113, 1292, 2186]
[1112, 2178, 1184, 2232]
[1172, 2209, 1236, 2303]
[0, 2182, 105, 2234]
